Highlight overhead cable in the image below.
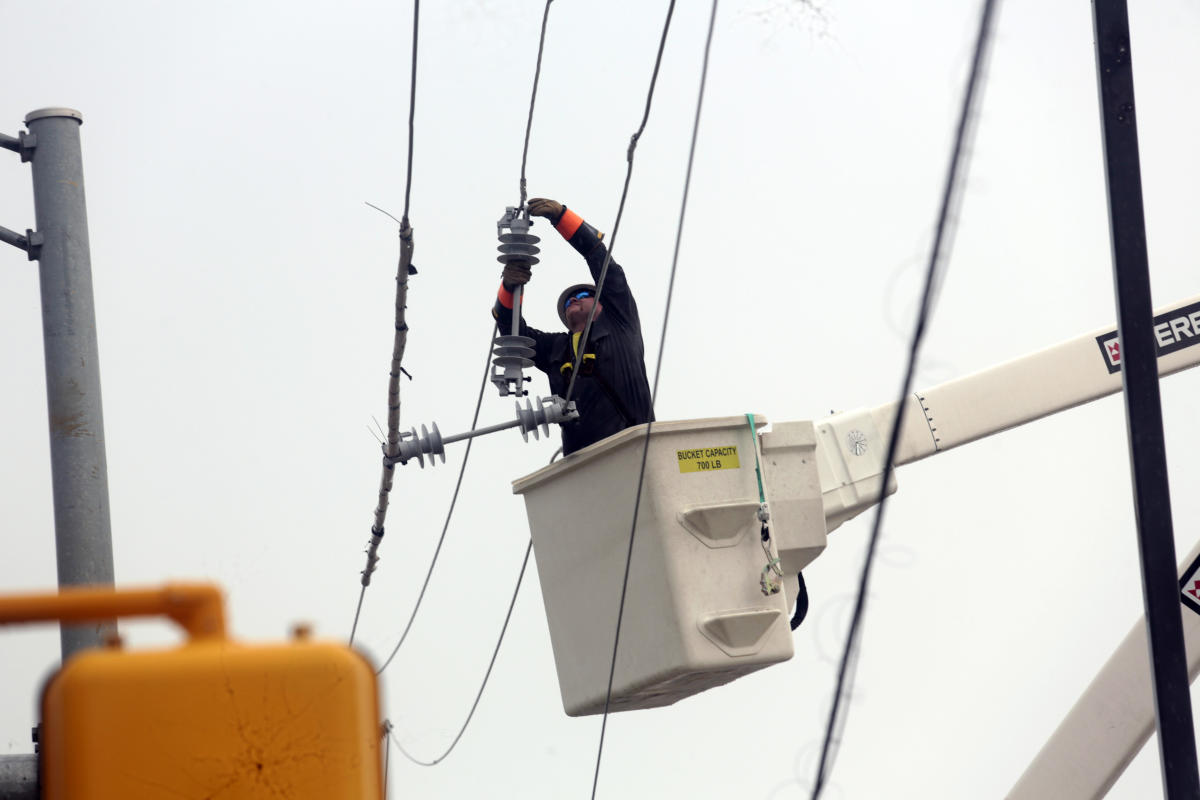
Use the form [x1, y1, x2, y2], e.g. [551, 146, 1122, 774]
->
[564, 0, 677, 407]
[370, 0, 558, 661]
[809, 1, 999, 797]
[350, 0, 421, 646]
[385, 538, 534, 766]
[519, 0, 555, 208]
[351, 217, 415, 646]
[382, 720, 393, 798]
[401, 0, 419, 223]
[590, 2, 715, 797]
[383, 446, 565, 766]
[373, 0, 561, 756]
[375, 324, 497, 675]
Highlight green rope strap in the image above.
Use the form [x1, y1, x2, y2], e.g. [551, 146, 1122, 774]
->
[745, 413, 766, 504]
[747, 414, 784, 595]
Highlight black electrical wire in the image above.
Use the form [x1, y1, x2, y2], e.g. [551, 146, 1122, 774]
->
[350, 580, 369, 646]
[383, 723, 392, 798]
[373, 0, 563, 748]
[808, 1, 999, 797]
[519, 0, 555, 208]
[376, 323, 497, 676]
[388, 538, 534, 766]
[402, 0, 419, 224]
[350, 0, 422, 647]
[564, 0, 677, 407]
[374, 0, 558, 676]
[386, 444, 564, 765]
[590, 2, 716, 797]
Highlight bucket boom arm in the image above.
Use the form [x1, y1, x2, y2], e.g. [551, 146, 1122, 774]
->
[783, 294, 1200, 549]
[771, 293, 1200, 796]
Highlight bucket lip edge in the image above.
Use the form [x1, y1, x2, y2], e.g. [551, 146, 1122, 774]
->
[511, 414, 767, 494]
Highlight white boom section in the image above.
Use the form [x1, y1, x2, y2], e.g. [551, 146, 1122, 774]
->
[1007, 539, 1200, 800]
[799, 295, 1200, 543]
[805, 294, 1200, 797]
[856, 294, 1200, 469]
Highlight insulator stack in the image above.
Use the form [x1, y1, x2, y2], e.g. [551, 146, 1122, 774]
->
[516, 396, 578, 442]
[393, 423, 446, 468]
[497, 234, 541, 266]
[492, 206, 540, 397]
[385, 396, 578, 468]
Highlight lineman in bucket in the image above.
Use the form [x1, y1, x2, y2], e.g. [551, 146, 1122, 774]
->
[492, 197, 653, 456]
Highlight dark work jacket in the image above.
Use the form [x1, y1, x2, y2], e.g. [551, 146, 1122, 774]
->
[493, 217, 654, 456]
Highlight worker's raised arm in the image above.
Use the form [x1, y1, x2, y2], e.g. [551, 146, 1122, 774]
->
[528, 198, 639, 327]
[491, 271, 557, 374]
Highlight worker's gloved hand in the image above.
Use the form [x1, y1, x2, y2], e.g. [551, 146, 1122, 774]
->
[527, 198, 565, 225]
[502, 263, 532, 287]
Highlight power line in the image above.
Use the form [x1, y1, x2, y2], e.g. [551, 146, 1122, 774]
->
[371, 0, 558, 668]
[349, 580, 369, 646]
[809, 0, 999, 796]
[350, 0, 423, 647]
[384, 444, 564, 764]
[382, 721, 392, 798]
[402, 0, 419, 224]
[386, 538, 534, 766]
[376, 324, 496, 675]
[519, 0, 555, 208]
[370, 0, 561, 752]
[590, 1, 716, 796]
[563, 0, 678, 407]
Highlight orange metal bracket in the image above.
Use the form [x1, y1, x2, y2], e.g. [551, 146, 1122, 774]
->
[0, 583, 227, 640]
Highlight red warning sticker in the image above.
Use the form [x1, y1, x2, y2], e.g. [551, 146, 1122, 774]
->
[1180, 553, 1200, 617]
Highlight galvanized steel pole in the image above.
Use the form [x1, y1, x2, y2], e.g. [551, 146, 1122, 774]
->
[0, 753, 37, 800]
[1090, 5, 1200, 798]
[24, 107, 116, 659]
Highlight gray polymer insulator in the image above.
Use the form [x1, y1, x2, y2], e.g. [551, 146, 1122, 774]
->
[492, 207, 540, 397]
[393, 423, 446, 468]
[388, 396, 578, 467]
[516, 396, 578, 441]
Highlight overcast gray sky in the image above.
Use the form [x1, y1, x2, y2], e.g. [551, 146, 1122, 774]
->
[3, 0, 1200, 797]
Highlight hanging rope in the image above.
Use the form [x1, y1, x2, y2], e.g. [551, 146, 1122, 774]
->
[809, 0, 999, 796]
[746, 413, 783, 595]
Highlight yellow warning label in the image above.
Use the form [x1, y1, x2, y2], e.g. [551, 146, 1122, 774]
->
[676, 445, 740, 474]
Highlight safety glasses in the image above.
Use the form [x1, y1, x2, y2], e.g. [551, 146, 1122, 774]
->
[564, 290, 593, 310]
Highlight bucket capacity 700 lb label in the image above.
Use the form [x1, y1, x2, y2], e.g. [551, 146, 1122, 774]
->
[676, 446, 740, 474]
